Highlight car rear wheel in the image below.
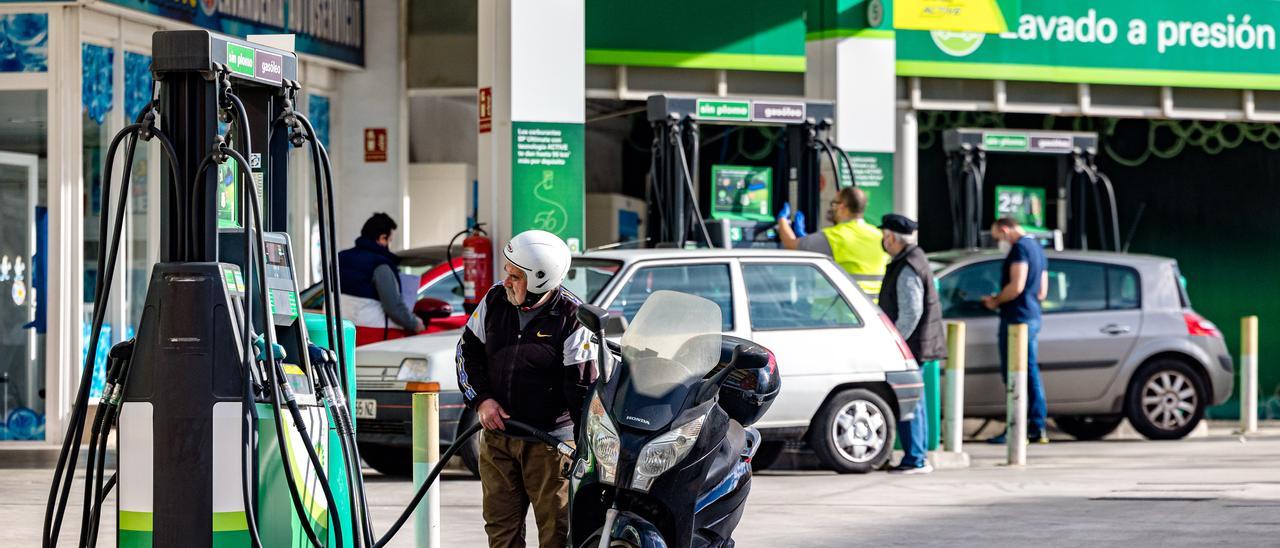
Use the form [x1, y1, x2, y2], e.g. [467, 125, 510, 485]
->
[1054, 416, 1123, 441]
[808, 388, 895, 474]
[358, 442, 411, 477]
[1125, 359, 1207, 440]
[457, 410, 482, 478]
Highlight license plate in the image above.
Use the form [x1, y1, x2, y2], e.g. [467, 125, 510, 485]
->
[354, 399, 377, 419]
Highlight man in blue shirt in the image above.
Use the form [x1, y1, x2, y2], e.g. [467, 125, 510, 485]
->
[981, 217, 1050, 444]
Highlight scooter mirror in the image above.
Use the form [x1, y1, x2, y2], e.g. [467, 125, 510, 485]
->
[604, 315, 628, 336]
[730, 343, 772, 371]
[576, 304, 609, 334]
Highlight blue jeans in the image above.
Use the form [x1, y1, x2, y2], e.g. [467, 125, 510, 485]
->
[897, 396, 928, 468]
[998, 319, 1047, 436]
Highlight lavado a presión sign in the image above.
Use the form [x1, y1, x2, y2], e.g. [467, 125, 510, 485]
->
[898, 0, 1280, 90]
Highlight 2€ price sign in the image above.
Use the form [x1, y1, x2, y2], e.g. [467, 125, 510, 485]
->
[364, 128, 388, 162]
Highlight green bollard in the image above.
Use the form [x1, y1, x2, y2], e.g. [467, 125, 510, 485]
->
[892, 360, 941, 452]
[923, 360, 941, 451]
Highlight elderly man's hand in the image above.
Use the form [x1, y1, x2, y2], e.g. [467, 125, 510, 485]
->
[477, 398, 509, 431]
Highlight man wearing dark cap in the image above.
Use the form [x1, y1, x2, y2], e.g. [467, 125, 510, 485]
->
[878, 214, 946, 474]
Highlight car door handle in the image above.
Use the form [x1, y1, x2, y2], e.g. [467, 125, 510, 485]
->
[1100, 324, 1131, 336]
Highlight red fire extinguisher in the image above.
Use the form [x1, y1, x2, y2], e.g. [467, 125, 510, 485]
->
[460, 225, 491, 314]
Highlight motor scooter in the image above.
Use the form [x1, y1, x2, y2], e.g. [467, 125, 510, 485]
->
[566, 290, 782, 548]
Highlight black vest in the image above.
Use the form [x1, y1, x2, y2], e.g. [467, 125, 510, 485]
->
[338, 237, 401, 300]
[879, 245, 947, 361]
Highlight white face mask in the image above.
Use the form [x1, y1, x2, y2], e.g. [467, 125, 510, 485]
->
[997, 239, 1012, 253]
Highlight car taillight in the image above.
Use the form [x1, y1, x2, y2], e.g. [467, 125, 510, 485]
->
[1184, 311, 1221, 337]
[878, 312, 916, 360]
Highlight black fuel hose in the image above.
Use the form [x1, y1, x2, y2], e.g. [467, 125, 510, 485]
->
[43, 122, 140, 548]
[224, 143, 341, 548]
[669, 126, 714, 247]
[43, 99, 185, 548]
[188, 141, 326, 548]
[311, 117, 378, 548]
[85, 352, 132, 547]
[295, 110, 375, 546]
[372, 419, 575, 548]
[77, 127, 141, 548]
[223, 88, 267, 548]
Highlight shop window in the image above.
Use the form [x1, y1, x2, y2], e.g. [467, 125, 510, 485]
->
[308, 94, 330, 147]
[0, 14, 49, 73]
[125, 52, 154, 334]
[0, 89, 49, 440]
[82, 42, 114, 399]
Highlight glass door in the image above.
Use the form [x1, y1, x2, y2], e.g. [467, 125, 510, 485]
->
[0, 151, 42, 440]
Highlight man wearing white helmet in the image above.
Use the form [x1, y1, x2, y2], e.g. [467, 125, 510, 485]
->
[455, 229, 598, 548]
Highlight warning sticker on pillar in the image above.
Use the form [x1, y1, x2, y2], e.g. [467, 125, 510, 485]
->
[364, 128, 388, 162]
[511, 121, 585, 252]
[844, 151, 895, 222]
[478, 87, 493, 133]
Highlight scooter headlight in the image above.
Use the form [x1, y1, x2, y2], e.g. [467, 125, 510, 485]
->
[587, 394, 620, 485]
[630, 414, 705, 492]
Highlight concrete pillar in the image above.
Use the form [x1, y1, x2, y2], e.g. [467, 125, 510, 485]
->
[896, 108, 918, 220]
[478, 0, 586, 264]
[804, 0, 897, 222]
[335, 0, 407, 247]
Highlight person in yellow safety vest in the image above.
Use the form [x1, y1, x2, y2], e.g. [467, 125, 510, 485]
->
[777, 187, 888, 298]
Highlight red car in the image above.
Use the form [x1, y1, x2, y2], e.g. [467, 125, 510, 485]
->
[300, 250, 468, 345]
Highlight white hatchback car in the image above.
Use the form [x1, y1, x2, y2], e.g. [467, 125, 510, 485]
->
[354, 249, 922, 474]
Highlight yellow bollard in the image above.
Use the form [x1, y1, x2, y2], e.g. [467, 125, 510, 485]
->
[413, 386, 441, 548]
[1241, 316, 1259, 435]
[944, 322, 966, 453]
[1006, 323, 1028, 466]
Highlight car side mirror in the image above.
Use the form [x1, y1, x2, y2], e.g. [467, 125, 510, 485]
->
[604, 315, 628, 336]
[576, 304, 609, 334]
[414, 297, 453, 325]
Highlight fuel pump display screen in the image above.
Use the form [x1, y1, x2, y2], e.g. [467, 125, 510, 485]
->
[265, 241, 289, 266]
[711, 165, 773, 222]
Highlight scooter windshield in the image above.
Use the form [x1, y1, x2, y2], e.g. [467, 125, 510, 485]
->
[615, 291, 722, 430]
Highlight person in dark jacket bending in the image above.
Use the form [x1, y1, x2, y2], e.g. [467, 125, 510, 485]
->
[878, 214, 947, 474]
[338, 213, 423, 345]
[456, 229, 598, 548]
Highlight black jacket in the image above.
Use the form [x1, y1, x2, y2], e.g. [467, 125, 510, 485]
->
[456, 284, 598, 433]
[880, 245, 947, 362]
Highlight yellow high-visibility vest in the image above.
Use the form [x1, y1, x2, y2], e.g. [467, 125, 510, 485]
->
[822, 219, 888, 298]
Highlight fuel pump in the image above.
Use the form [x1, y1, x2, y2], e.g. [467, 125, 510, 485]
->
[644, 95, 844, 249]
[40, 30, 371, 548]
[942, 128, 1122, 251]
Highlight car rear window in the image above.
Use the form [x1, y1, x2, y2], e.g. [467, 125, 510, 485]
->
[1172, 264, 1191, 308]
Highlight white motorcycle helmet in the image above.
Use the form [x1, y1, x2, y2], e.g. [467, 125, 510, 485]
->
[503, 230, 572, 302]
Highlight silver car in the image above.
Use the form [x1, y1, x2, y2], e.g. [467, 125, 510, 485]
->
[931, 250, 1234, 440]
[353, 248, 922, 476]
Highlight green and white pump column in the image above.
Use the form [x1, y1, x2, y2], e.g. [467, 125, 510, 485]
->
[478, 0, 587, 260]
